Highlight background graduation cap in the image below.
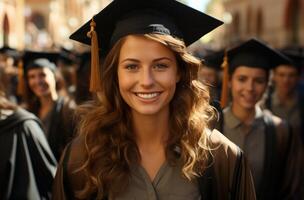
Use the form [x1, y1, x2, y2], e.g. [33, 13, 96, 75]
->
[22, 50, 59, 72]
[202, 49, 225, 70]
[227, 38, 291, 74]
[58, 47, 78, 67]
[69, 0, 223, 92]
[220, 38, 291, 108]
[279, 46, 304, 72]
[0, 46, 21, 64]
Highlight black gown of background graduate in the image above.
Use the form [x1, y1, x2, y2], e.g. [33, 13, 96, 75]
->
[0, 108, 57, 199]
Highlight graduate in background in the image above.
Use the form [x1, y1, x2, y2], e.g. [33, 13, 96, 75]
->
[198, 49, 224, 102]
[261, 48, 304, 145]
[19, 51, 76, 161]
[52, 0, 256, 199]
[221, 38, 303, 199]
[0, 46, 21, 103]
[74, 51, 92, 105]
[0, 65, 56, 199]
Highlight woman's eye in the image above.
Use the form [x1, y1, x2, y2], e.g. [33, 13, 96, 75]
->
[255, 78, 266, 84]
[237, 77, 246, 82]
[154, 63, 168, 69]
[125, 64, 138, 70]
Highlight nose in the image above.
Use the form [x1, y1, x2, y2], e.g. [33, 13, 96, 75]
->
[139, 67, 154, 88]
[245, 80, 254, 91]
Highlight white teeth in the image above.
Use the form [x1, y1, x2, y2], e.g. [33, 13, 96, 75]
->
[136, 93, 159, 99]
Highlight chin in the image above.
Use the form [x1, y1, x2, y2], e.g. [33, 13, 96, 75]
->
[241, 103, 256, 110]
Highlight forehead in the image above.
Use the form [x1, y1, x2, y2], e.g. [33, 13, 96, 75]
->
[27, 66, 53, 75]
[233, 66, 267, 76]
[275, 64, 298, 72]
[119, 35, 175, 58]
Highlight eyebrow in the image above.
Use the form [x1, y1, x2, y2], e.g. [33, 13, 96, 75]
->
[120, 57, 174, 63]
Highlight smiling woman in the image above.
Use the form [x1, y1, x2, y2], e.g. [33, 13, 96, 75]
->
[52, 0, 256, 199]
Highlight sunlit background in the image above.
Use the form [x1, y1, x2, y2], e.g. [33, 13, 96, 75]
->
[0, 0, 303, 53]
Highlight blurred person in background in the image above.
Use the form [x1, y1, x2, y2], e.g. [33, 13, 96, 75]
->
[221, 38, 303, 200]
[20, 51, 76, 161]
[74, 51, 93, 105]
[0, 65, 57, 199]
[262, 48, 304, 145]
[198, 49, 224, 102]
[57, 47, 78, 98]
[0, 46, 21, 103]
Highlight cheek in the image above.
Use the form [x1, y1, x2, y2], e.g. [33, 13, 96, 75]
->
[117, 73, 133, 97]
[230, 80, 240, 95]
[256, 84, 267, 95]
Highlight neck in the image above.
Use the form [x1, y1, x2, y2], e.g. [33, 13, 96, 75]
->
[231, 103, 256, 125]
[39, 93, 58, 107]
[132, 110, 169, 151]
[276, 89, 296, 104]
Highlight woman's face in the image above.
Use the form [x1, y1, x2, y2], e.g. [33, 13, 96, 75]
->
[230, 66, 268, 110]
[117, 35, 180, 116]
[27, 67, 56, 98]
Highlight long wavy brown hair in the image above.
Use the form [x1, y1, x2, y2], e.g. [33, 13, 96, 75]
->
[75, 34, 216, 199]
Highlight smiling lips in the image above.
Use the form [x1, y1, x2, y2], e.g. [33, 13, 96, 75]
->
[135, 92, 161, 100]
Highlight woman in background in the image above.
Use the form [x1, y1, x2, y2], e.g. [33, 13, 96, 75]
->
[21, 51, 76, 160]
[0, 66, 57, 199]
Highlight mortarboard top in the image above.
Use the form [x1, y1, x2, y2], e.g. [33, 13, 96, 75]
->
[279, 46, 304, 70]
[69, 0, 223, 51]
[0, 46, 21, 60]
[58, 47, 77, 66]
[202, 49, 225, 70]
[227, 38, 291, 74]
[22, 50, 60, 73]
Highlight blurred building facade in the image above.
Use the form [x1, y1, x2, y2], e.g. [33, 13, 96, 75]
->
[1, 0, 303, 50]
[209, 0, 304, 48]
[0, 0, 25, 49]
[0, 0, 111, 50]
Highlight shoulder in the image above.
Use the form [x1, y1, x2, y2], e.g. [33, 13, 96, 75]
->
[262, 109, 289, 137]
[207, 129, 241, 166]
[54, 135, 87, 195]
[207, 128, 241, 155]
[61, 135, 87, 169]
[203, 129, 256, 199]
[4, 108, 42, 131]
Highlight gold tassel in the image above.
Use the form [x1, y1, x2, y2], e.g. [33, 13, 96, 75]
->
[220, 50, 229, 108]
[87, 18, 102, 92]
[17, 60, 25, 96]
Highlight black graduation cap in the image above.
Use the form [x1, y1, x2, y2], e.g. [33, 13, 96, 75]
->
[227, 38, 291, 74]
[58, 47, 77, 66]
[202, 49, 225, 70]
[22, 50, 59, 73]
[70, 0, 223, 50]
[0, 46, 21, 61]
[280, 47, 304, 70]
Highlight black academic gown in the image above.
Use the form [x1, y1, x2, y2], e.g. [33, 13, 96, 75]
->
[223, 109, 303, 200]
[47, 97, 76, 161]
[0, 108, 57, 200]
[52, 129, 256, 200]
